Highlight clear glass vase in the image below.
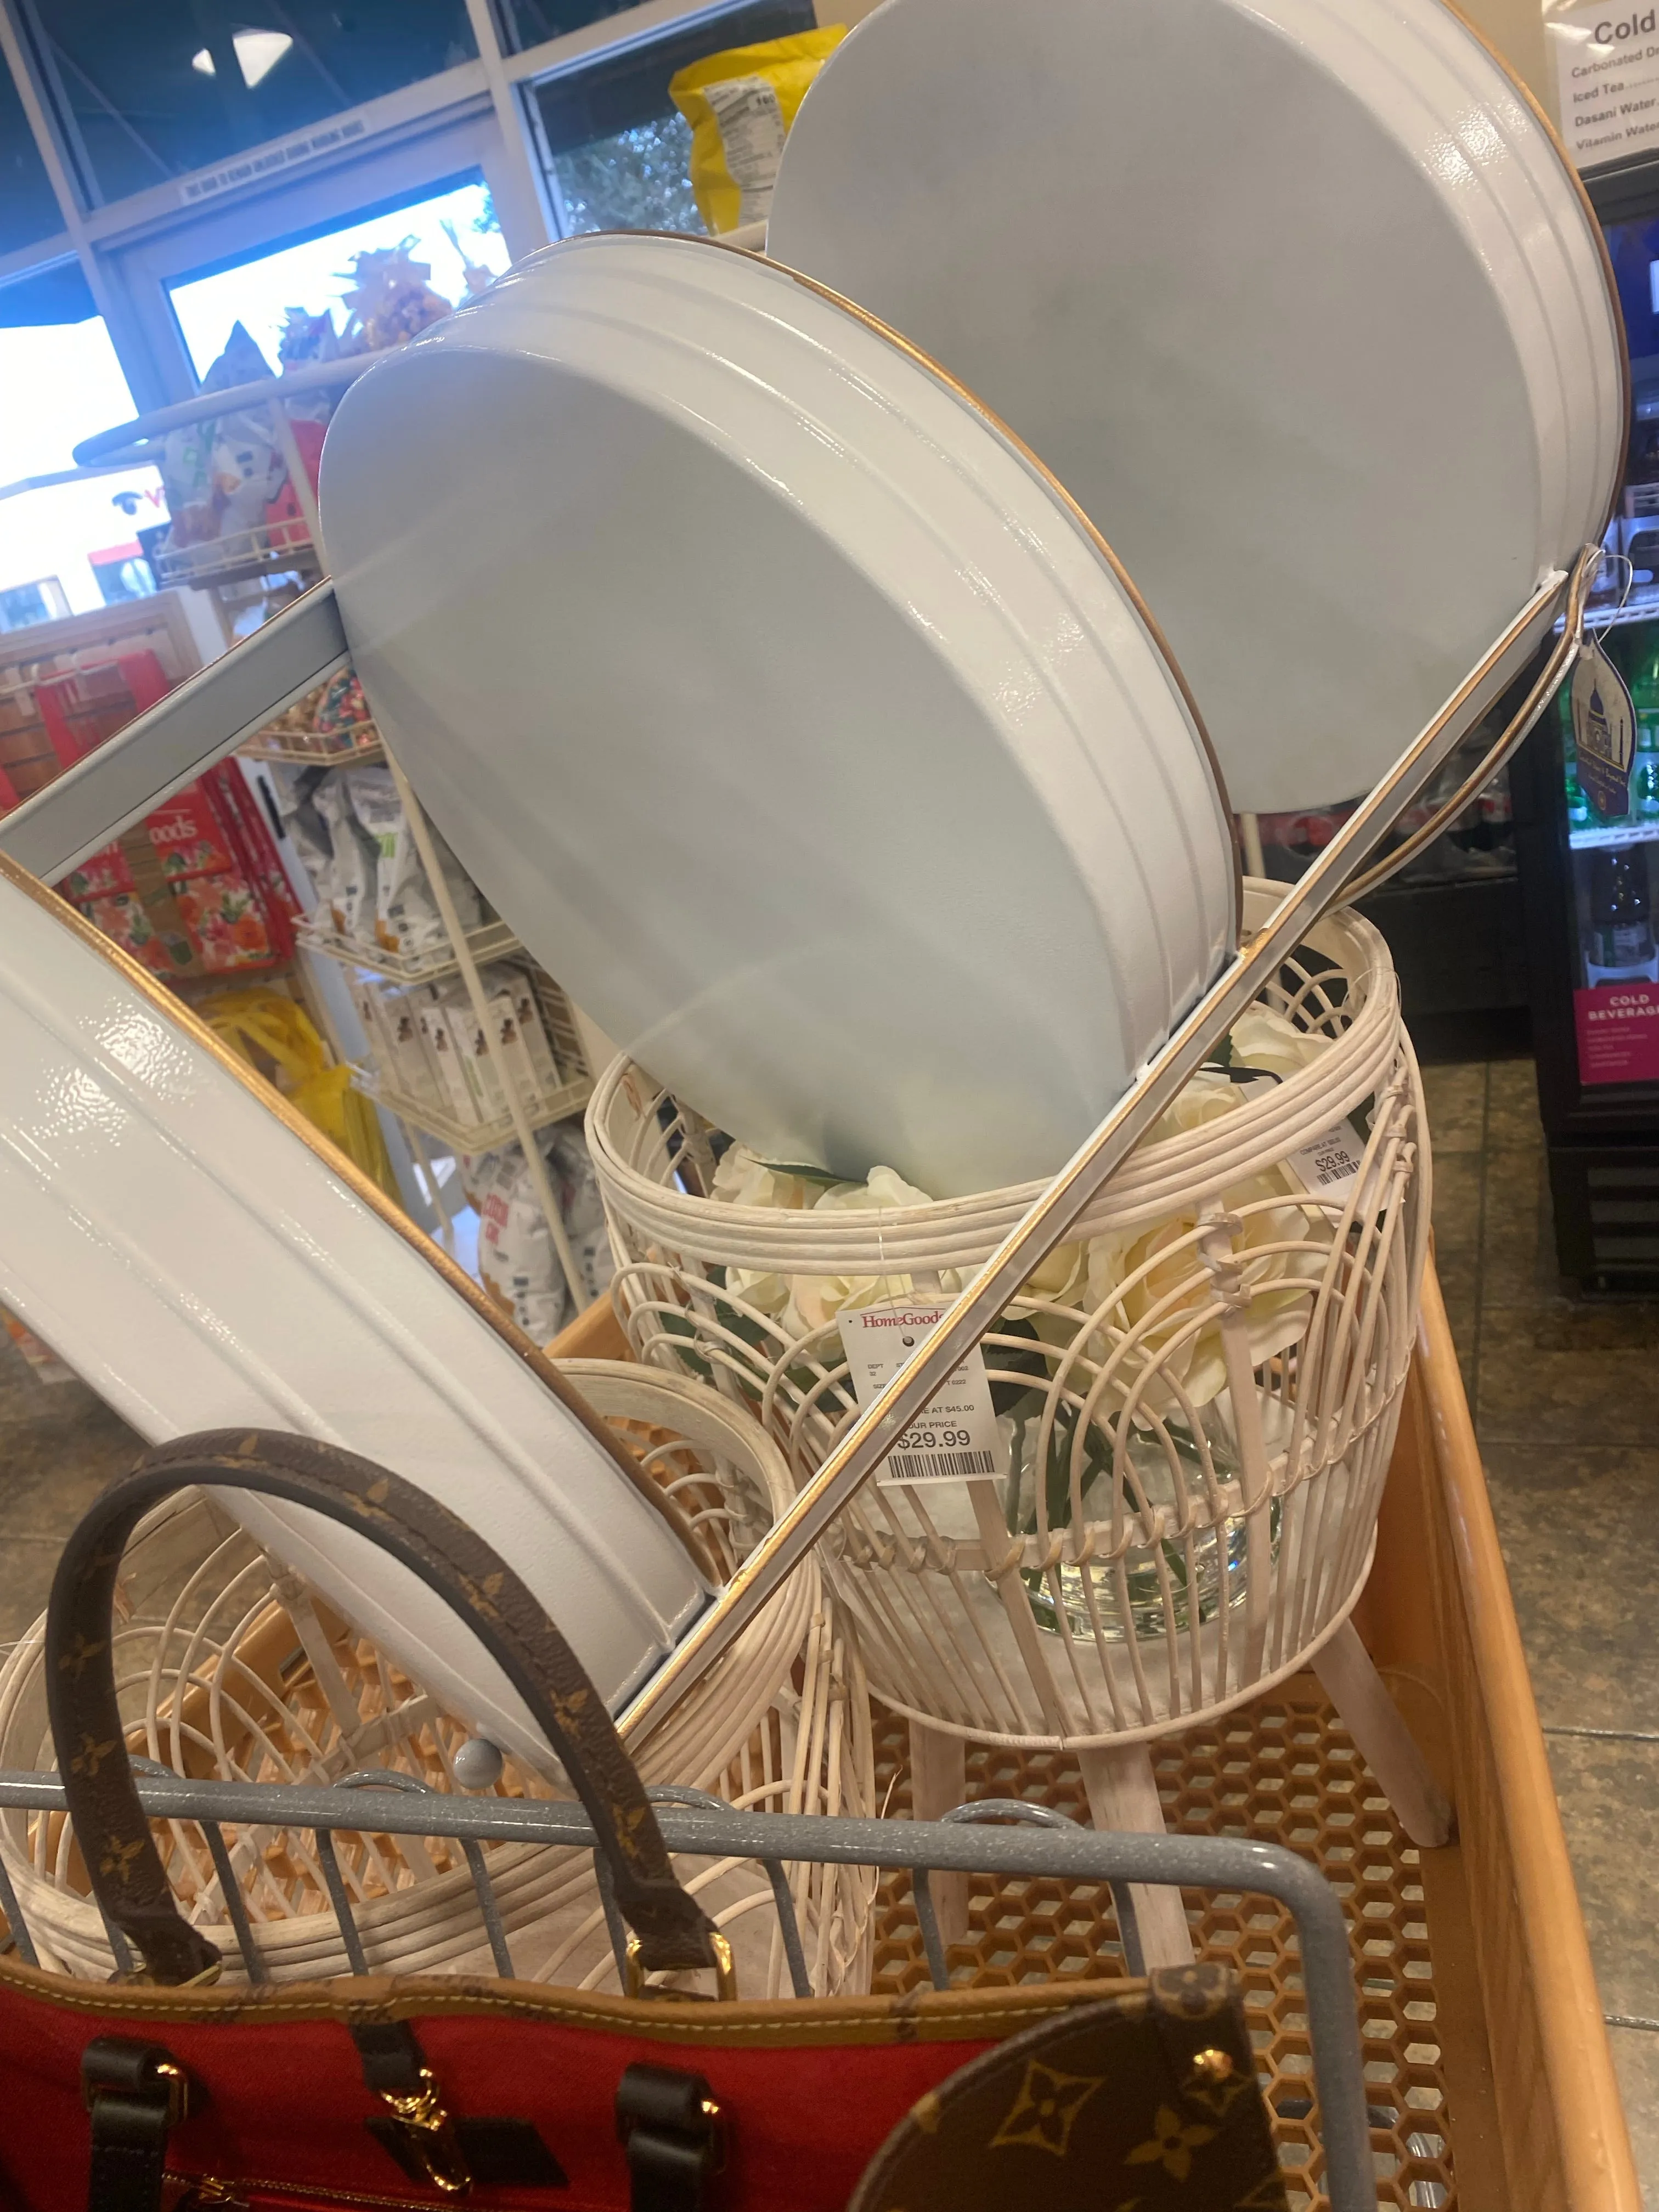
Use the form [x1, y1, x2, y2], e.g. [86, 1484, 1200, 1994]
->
[1002, 1402, 1267, 1644]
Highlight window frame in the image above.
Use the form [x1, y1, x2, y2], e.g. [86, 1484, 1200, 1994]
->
[0, 0, 846, 423]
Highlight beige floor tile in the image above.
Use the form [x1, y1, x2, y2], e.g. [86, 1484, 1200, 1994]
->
[1484, 1056, 1544, 1153]
[1419, 1059, 1486, 1153]
[1483, 1441, 1659, 1732]
[1545, 1734, 1659, 2027]
[1607, 2025, 1659, 2207]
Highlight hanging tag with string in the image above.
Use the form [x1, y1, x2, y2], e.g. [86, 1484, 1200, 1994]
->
[1572, 557, 1635, 822]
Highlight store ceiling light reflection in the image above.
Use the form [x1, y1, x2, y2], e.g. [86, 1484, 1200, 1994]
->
[189, 31, 293, 88]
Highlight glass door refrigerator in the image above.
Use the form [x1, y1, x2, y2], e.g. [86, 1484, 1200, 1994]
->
[1513, 149, 1659, 1290]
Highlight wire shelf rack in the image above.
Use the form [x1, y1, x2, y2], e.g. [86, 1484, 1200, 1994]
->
[351, 1063, 594, 1152]
[297, 913, 526, 985]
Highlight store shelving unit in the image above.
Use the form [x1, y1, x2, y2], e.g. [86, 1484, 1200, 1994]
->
[351, 1063, 592, 1156]
[152, 516, 321, 593]
[297, 909, 524, 985]
[240, 724, 383, 770]
[1568, 818, 1659, 851]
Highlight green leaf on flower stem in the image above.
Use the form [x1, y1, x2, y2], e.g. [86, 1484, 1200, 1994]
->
[989, 1317, 1051, 1417]
[656, 1306, 714, 1384]
[753, 1160, 846, 1186]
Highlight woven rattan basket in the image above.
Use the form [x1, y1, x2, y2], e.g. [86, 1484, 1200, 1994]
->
[592, 884, 1428, 1754]
[0, 1363, 875, 1994]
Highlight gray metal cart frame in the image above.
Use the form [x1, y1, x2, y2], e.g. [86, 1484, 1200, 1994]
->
[0, 1765, 1370, 2209]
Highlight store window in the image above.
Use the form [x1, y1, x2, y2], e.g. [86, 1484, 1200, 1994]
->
[166, 176, 509, 380]
[19, 0, 478, 206]
[0, 314, 165, 618]
[527, 0, 815, 234]
[492, 0, 640, 54]
[0, 53, 65, 255]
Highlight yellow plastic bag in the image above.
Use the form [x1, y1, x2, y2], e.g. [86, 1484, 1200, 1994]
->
[205, 987, 399, 1203]
[670, 27, 845, 235]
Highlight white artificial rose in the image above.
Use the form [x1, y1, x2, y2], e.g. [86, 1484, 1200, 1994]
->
[710, 1143, 817, 1212]
[1228, 1003, 1328, 1079]
[1080, 1169, 1330, 1413]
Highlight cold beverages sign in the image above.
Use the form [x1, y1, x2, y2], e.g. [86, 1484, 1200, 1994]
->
[1576, 981, 1659, 1084]
[1549, 2, 1659, 167]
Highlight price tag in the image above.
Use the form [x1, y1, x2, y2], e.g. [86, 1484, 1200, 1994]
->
[838, 1304, 1003, 1487]
[1572, 637, 1635, 823]
[1284, 1120, 1367, 1203]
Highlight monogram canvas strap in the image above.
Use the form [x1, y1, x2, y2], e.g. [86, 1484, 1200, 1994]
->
[47, 1428, 720, 1986]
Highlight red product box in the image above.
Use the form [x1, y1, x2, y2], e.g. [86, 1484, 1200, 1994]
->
[144, 785, 237, 879]
[78, 893, 193, 977]
[172, 871, 275, 970]
[58, 843, 134, 901]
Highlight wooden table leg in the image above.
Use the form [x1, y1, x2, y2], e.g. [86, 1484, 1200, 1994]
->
[1077, 1740, 1194, 1968]
[909, 1717, 970, 1949]
[1313, 1617, 1454, 1848]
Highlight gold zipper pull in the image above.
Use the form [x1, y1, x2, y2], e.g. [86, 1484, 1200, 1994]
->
[170, 2179, 251, 2211]
[376, 2068, 472, 2198]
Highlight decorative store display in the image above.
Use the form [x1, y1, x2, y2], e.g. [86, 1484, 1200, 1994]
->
[767, 0, 1623, 810]
[323, 230, 1237, 1199]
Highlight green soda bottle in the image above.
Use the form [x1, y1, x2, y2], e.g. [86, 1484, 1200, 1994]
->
[1628, 630, 1659, 825]
[1562, 684, 1593, 830]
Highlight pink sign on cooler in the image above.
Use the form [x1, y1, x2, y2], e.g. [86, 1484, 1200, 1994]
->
[1575, 982, 1659, 1085]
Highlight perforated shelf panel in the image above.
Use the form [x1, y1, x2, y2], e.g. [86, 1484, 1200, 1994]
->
[870, 1677, 1457, 2212]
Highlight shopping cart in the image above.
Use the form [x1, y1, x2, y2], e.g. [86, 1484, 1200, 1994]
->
[0, 1761, 1371, 2210]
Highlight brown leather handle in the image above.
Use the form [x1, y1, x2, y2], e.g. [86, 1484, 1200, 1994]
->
[46, 1427, 719, 1986]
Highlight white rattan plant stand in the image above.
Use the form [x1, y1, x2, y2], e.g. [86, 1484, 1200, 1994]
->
[0, 1363, 875, 1994]
[592, 886, 1449, 1966]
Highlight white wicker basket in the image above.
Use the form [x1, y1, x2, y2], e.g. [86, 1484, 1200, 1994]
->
[592, 884, 1429, 1752]
[0, 1363, 875, 1995]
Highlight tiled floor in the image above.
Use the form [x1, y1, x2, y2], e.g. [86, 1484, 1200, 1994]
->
[1423, 1052, 1659, 2199]
[0, 1053, 1655, 2197]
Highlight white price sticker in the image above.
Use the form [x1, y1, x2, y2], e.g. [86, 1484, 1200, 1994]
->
[1284, 1121, 1367, 1201]
[838, 1304, 1003, 1487]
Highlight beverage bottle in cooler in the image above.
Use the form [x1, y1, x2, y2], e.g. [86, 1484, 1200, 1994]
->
[1588, 848, 1658, 980]
[1562, 685, 1592, 829]
[1637, 721, 1659, 825]
[1627, 630, 1659, 823]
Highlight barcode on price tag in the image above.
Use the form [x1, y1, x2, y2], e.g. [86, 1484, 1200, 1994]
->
[838, 1304, 1003, 1487]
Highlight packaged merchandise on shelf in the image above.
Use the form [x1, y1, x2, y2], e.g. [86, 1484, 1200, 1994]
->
[311, 774, 379, 940]
[481, 962, 565, 1097]
[669, 27, 845, 234]
[57, 843, 134, 902]
[143, 785, 239, 879]
[472, 1121, 613, 1334]
[344, 763, 484, 955]
[544, 1119, 616, 1304]
[81, 888, 194, 977]
[314, 668, 370, 735]
[354, 966, 567, 1130]
[414, 992, 479, 1125]
[477, 1148, 569, 1343]
[158, 323, 281, 550]
[60, 768, 296, 981]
